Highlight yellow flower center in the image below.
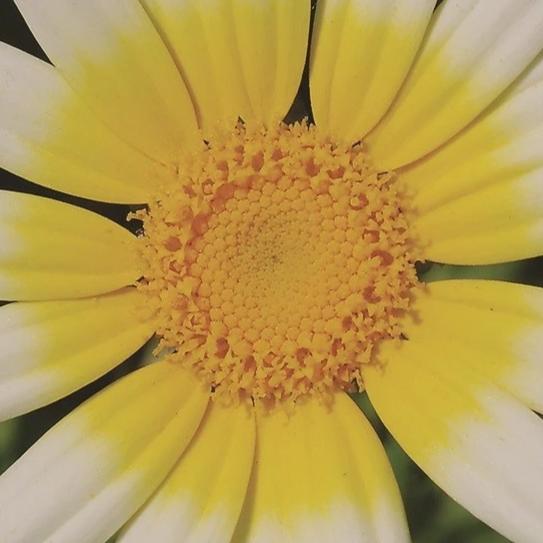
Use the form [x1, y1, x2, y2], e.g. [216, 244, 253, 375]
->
[136, 122, 418, 407]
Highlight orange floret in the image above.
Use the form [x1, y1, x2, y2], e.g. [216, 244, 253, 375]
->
[135, 121, 419, 407]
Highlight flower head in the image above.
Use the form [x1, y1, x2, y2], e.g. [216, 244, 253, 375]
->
[1, 1, 543, 542]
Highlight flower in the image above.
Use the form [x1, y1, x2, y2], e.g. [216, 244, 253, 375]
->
[1, 1, 543, 542]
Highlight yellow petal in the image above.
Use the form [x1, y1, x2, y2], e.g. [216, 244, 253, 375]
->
[0, 42, 169, 204]
[15, 0, 199, 162]
[0, 288, 155, 421]
[365, 329, 543, 543]
[413, 169, 543, 264]
[0, 362, 209, 543]
[233, 394, 409, 543]
[401, 54, 543, 213]
[231, 0, 310, 125]
[119, 402, 255, 543]
[310, 0, 435, 143]
[367, 0, 543, 169]
[399, 280, 543, 413]
[0, 191, 138, 301]
[140, 0, 251, 129]
[398, 53, 543, 264]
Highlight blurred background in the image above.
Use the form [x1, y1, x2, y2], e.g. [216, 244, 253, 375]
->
[1, 1, 541, 541]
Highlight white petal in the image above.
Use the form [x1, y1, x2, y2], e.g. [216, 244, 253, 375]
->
[14, 0, 199, 161]
[399, 280, 543, 414]
[0, 288, 155, 421]
[119, 403, 255, 543]
[368, 0, 543, 169]
[0, 42, 167, 203]
[430, 393, 543, 543]
[403, 53, 543, 213]
[365, 333, 543, 543]
[400, 52, 543, 263]
[0, 362, 209, 543]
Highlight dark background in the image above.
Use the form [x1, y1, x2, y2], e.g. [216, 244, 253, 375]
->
[2, 1, 540, 541]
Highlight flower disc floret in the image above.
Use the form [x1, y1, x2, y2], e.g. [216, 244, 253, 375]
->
[136, 122, 418, 406]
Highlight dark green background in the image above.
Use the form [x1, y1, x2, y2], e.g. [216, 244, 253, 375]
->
[2, 1, 541, 541]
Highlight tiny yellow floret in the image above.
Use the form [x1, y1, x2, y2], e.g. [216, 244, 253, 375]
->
[136, 122, 418, 406]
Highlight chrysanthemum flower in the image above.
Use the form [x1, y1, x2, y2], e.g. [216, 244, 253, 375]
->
[1, 0, 543, 541]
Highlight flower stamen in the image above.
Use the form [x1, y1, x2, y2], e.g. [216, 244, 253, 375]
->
[136, 121, 418, 407]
